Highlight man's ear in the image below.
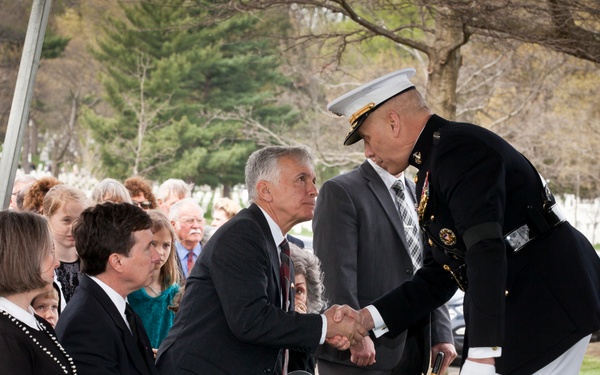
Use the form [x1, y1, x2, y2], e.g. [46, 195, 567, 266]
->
[108, 253, 124, 273]
[388, 111, 402, 137]
[257, 180, 273, 202]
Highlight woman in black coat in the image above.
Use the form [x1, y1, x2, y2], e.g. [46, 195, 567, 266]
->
[0, 211, 77, 375]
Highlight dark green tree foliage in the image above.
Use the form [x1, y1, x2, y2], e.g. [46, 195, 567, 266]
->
[84, 0, 295, 187]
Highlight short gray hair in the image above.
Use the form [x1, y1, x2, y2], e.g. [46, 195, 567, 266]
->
[91, 178, 132, 204]
[169, 197, 204, 221]
[157, 179, 193, 201]
[245, 146, 313, 203]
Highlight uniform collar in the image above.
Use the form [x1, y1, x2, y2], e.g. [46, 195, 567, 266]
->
[409, 114, 449, 169]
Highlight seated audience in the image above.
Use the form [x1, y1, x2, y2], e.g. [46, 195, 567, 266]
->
[22, 176, 62, 214]
[156, 178, 192, 215]
[128, 210, 182, 349]
[31, 286, 60, 328]
[10, 174, 36, 210]
[91, 178, 132, 204]
[0, 210, 76, 375]
[211, 197, 241, 228]
[169, 198, 207, 280]
[125, 176, 158, 210]
[55, 203, 160, 375]
[288, 244, 328, 374]
[44, 184, 93, 304]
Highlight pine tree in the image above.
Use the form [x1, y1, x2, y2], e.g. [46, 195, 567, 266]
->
[83, 0, 295, 189]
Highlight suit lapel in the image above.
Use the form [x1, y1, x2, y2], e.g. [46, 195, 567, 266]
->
[360, 161, 412, 251]
[248, 204, 283, 309]
[81, 275, 155, 374]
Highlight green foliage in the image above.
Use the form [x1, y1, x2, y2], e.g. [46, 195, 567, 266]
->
[41, 31, 70, 59]
[82, 0, 295, 185]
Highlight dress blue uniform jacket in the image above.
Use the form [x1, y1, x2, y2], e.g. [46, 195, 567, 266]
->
[371, 114, 600, 374]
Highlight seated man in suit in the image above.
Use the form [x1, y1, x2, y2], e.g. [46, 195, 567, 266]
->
[55, 202, 160, 375]
[156, 146, 367, 375]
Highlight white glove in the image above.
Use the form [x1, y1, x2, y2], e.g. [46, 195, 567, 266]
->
[460, 359, 498, 375]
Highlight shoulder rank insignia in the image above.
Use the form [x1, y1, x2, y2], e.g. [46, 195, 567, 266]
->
[417, 171, 429, 224]
[439, 228, 457, 246]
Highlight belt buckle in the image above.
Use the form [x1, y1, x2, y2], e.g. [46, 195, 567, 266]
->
[505, 224, 530, 252]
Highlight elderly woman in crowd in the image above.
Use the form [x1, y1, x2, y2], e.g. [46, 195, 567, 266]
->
[288, 243, 328, 374]
[0, 211, 77, 374]
[211, 197, 242, 228]
[125, 176, 158, 210]
[91, 178, 132, 204]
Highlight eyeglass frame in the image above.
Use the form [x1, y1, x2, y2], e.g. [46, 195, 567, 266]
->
[177, 217, 205, 225]
[132, 200, 153, 209]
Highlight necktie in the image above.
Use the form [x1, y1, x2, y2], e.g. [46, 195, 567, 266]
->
[187, 251, 195, 274]
[279, 238, 292, 375]
[125, 303, 151, 370]
[392, 180, 423, 271]
[279, 238, 292, 311]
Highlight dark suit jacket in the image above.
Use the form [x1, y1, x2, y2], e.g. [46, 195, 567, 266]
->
[372, 115, 600, 374]
[156, 203, 323, 375]
[313, 160, 453, 373]
[55, 275, 158, 375]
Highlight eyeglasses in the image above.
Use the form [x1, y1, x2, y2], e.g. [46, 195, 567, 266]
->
[132, 201, 152, 209]
[178, 217, 204, 225]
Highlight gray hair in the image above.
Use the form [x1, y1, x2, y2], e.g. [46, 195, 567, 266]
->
[290, 244, 328, 313]
[91, 178, 132, 204]
[157, 179, 193, 201]
[169, 197, 204, 221]
[245, 146, 313, 203]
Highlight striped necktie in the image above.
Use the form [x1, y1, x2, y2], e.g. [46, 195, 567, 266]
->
[392, 180, 423, 271]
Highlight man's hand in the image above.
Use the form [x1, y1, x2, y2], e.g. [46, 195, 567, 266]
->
[350, 335, 376, 366]
[431, 342, 457, 374]
[324, 305, 368, 350]
[333, 305, 375, 331]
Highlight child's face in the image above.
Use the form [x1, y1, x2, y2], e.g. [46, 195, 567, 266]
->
[153, 227, 173, 270]
[48, 201, 87, 252]
[33, 295, 59, 328]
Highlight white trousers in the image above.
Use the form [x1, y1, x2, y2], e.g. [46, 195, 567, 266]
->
[532, 334, 592, 375]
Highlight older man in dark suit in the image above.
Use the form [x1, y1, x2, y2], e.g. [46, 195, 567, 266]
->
[314, 158, 456, 374]
[55, 202, 160, 375]
[156, 146, 367, 375]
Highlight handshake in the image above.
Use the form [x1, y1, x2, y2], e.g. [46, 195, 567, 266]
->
[323, 305, 374, 350]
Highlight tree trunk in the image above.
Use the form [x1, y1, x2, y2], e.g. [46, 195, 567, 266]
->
[424, 8, 466, 119]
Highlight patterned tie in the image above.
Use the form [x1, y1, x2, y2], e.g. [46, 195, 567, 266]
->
[279, 238, 292, 375]
[187, 251, 195, 275]
[392, 180, 423, 271]
[279, 238, 292, 311]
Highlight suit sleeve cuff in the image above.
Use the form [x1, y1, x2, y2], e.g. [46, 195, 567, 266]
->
[468, 346, 502, 358]
[365, 305, 389, 338]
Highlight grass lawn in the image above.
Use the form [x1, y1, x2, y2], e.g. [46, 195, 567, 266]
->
[581, 355, 600, 374]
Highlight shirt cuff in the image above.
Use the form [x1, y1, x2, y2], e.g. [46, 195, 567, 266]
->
[320, 314, 327, 344]
[468, 346, 502, 358]
[365, 305, 389, 338]
[461, 359, 497, 375]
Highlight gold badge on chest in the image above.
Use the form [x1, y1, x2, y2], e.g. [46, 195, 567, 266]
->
[439, 228, 457, 246]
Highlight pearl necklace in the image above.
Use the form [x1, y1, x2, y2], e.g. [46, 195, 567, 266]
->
[1, 310, 77, 374]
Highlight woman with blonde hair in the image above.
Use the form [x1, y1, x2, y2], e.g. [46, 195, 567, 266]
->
[43, 184, 93, 304]
[128, 210, 182, 349]
[0, 211, 76, 375]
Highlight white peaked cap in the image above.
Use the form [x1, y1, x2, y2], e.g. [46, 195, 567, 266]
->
[327, 68, 416, 145]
